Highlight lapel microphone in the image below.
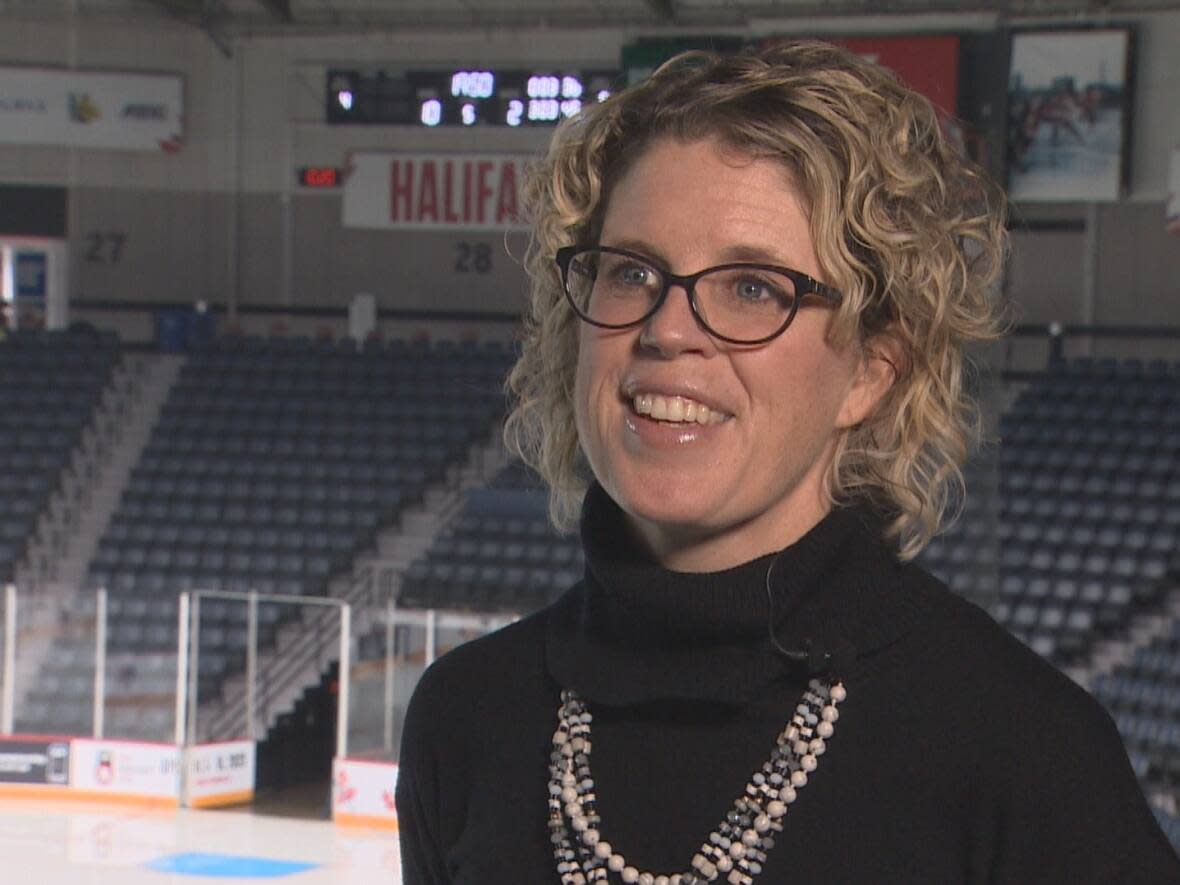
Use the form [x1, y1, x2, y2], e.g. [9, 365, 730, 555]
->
[765, 551, 858, 679]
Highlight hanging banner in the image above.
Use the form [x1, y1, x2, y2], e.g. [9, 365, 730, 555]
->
[342, 152, 531, 231]
[0, 66, 183, 152]
[1168, 146, 1180, 235]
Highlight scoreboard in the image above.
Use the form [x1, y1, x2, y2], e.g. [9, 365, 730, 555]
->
[326, 68, 618, 127]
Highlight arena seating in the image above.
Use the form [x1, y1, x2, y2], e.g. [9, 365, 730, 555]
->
[396, 461, 582, 613]
[0, 328, 122, 582]
[920, 358, 1180, 670]
[1090, 618, 1180, 793]
[15, 334, 515, 738]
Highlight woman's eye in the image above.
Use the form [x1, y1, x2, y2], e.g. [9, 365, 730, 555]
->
[615, 264, 654, 286]
[735, 278, 775, 301]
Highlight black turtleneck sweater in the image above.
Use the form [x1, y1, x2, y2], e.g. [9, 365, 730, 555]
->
[395, 486, 1180, 884]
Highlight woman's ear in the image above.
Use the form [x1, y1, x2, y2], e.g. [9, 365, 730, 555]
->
[836, 329, 903, 429]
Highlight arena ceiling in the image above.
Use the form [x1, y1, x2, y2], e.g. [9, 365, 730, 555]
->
[1, 0, 1179, 34]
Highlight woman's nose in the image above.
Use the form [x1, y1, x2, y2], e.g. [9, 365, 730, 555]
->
[638, 284, 715, 356]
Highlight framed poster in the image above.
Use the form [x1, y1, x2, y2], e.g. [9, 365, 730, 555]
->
[1007, 28, 1133, 202]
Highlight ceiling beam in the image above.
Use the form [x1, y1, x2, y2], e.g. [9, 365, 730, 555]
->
[138, 0, 205, 20]
[136, 0, 232, 57]
[255, 0, 295, 22]
[644, 0, 677, 20]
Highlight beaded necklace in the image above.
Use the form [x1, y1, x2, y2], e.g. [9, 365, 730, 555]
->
[548, 678, 846, 884]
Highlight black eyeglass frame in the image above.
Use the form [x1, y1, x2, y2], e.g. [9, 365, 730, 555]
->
[555, 245, 844, 346]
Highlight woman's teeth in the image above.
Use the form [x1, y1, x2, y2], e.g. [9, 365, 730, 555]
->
[632, 393, 728, 425]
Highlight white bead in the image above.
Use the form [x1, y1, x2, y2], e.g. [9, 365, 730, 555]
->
[622, 867, 639, 883]
[742, 828, 759, 846]
[817, 721, 834, 738]
[716, 855, 733, 873]
[754, 813, 771, 832]
[639, 874, 655, 885]
[562, 786, 578, 804]
[767, 799, 786, 818]
[562, 772, 577, 787]
[728, 841, 745, 859]
[582, 828, 599, 845]
[782, 786, 797, 803]
[571, 815, 588, 832]
[790, 769, 808, 787]
[594, 841, 612, 860]
[608, 854, 625, 872]
[553, 730, 568, 744]
[655, 878, 670, 885]
[831, 684, 846, 702]
[801, 754, 817, 772]
[793, 740, 808, 755]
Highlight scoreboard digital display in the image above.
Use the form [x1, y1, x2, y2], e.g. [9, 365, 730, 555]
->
[327, 68, 619, 127]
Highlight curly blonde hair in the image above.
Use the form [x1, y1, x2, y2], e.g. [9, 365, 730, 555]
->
[504, 40, 1008, 559]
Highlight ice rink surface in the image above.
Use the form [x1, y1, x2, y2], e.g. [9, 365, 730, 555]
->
[0, 799, 402, 885]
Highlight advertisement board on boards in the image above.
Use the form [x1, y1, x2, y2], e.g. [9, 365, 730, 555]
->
[0, 738, 70, 786]
[184, 740, 255, 808]
[332, 758, 399, 830]
[70, 739, 181, 803]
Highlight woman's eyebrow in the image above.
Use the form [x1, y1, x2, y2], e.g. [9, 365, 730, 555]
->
[601, 238, 794, 269]
[599, 237, 664, 262]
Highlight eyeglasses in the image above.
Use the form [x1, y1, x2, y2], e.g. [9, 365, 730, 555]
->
[555, 245, 843, 345]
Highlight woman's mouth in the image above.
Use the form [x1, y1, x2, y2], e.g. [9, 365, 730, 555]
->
[631, 393, 730, 425]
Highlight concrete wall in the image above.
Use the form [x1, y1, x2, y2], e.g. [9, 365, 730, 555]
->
[1, 11, 1178, 355]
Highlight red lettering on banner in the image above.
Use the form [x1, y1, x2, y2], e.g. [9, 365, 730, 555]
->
[463, 163, 473, 222]
[417, 161, 439, 222]
[390, 160, 413, 222]
[475, 161, 494, 223]
[443, 160, 460, 223]
[496, 163, 518, 225]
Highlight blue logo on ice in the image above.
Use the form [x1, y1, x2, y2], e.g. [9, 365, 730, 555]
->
[146, 852, 318, 878]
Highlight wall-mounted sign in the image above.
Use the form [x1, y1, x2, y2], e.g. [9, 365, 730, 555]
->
[14, 250, 47, 299]
[298, 166, 344, 188]
[0, 66, 183, 152]
[343, 152, 530, 231]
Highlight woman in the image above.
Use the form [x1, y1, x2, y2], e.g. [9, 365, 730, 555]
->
[396, 42, 1180, 883]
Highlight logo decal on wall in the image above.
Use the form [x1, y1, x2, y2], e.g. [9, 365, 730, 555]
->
[69, 93, 101, 124]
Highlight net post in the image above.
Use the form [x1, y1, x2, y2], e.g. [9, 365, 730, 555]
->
[175, 592, 190, 747]
[92, 588, 107, 738]
[337, 603, 351, 760]
[246, 589, 258, 740]
[1, 584, 16, 734]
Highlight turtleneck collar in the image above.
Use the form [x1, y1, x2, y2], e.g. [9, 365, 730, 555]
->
[544, 483, 930, 706]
